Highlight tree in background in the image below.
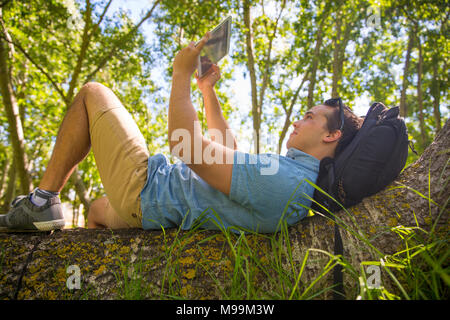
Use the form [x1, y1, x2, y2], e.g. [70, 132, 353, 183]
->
[0, 0, 160, 222]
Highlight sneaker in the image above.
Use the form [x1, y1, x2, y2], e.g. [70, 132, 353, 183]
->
[0, 194, 65, 232]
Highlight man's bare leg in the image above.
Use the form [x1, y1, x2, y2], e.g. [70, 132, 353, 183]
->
[0, 84, 97, 230]
[1, 82, 148, 231]
[39, 84, 95, 192]
[39, 83, 143, 228]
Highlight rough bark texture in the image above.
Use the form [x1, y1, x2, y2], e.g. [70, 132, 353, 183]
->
[0, 120, 448, 300]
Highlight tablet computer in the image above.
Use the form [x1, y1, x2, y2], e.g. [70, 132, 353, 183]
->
[196, 16, 232, 78]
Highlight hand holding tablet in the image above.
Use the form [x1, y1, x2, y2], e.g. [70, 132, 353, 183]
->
[196, 16, 232, 78]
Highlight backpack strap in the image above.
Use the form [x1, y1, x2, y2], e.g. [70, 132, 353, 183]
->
[325, 161, 345, 300]
[315, 158, 345, 300]
[328, 103, 384, 299]
[333, 223, 344, 299]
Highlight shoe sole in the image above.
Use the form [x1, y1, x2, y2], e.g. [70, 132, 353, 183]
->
[33, 219, 66, 231]
[0, 219, 65, 232]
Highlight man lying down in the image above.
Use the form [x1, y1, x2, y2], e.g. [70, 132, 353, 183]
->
[0, 33, 362, 233]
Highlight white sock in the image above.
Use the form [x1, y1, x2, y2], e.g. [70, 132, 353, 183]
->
[30, 188, 59, 207]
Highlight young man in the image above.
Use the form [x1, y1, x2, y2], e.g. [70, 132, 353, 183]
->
[0, 34, 361, 233]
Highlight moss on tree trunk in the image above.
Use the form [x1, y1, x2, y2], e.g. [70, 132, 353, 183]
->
[0, 120, 448, 300]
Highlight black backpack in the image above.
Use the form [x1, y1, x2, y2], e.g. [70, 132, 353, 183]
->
[311, 102, 410, 299]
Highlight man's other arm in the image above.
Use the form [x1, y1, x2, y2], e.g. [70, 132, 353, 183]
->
[196, 65, 238, 150]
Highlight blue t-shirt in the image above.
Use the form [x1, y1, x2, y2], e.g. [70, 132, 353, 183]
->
[140, 147, 319, 233]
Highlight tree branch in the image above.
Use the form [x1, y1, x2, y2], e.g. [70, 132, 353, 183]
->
[0, 0, 11, 9]
[277, 68, 310, 153]
[89, 0, 113, 37]
[243, 0, 260, 152]
[306, 1, 331, 109]
[83, 0, 160, 83]
[257, 0, 286, 118]
[0, 34, 66, 100]
[65, 0, 93, 104]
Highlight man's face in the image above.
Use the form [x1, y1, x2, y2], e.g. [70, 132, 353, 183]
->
[286, 104, 332, 152]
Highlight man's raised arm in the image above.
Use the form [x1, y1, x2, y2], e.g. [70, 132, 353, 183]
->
[196, 65, 238, 150]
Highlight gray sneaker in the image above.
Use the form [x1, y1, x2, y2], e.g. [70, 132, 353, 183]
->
[0, 194, 65, 232]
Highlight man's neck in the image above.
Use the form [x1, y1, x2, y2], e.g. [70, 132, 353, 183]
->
[305, 147, 335, 161]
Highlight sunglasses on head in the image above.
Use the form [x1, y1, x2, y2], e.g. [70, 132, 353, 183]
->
[337, 97, 345, 132]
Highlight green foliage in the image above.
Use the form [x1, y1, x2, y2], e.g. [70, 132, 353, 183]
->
[0, 0, 161, 217]
[0, 0, 448, 225]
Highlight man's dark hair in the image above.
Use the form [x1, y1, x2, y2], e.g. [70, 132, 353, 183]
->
[323, 98, 363, 157]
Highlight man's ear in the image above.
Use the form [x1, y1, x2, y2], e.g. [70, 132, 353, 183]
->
[323, 130, 342, 143]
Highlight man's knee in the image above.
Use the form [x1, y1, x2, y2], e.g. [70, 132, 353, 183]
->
[81, 81, 109, 94]
[80, 81, 123, 128]
[80, 82, 112, 105]
[81, 81, 121, 111]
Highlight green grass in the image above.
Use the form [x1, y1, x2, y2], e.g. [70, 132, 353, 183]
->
[110, 178, 449, 300]
[109, 217, 448, 300]
[109, 205, 448, 300]
[113, 250, 148, 299]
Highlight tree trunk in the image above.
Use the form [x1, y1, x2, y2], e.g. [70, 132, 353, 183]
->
[242, 0, 284, 154]
[1, 119, 448, 300]
[331, 15, 352, 99]
[0, 22, 31, 195]
[277, 69, 309, 154]
[307, 2, 330, 109]
[399, 30, 413, 118]
[69, 168, 90, 212]
[0, 156, 9, 201]
[431, 55, 442, 132]
[307, 25, 324, 109]
[243, 0, 260, 153]
[0, 158, 15, 213]
[331, 13, 343, 98]
[416, 33, 426, 146]
[64, 0, 159, 215]
[64, 0, 92, 105]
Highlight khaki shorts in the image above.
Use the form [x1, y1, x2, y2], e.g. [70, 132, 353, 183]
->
[87, 87, 149, 228]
